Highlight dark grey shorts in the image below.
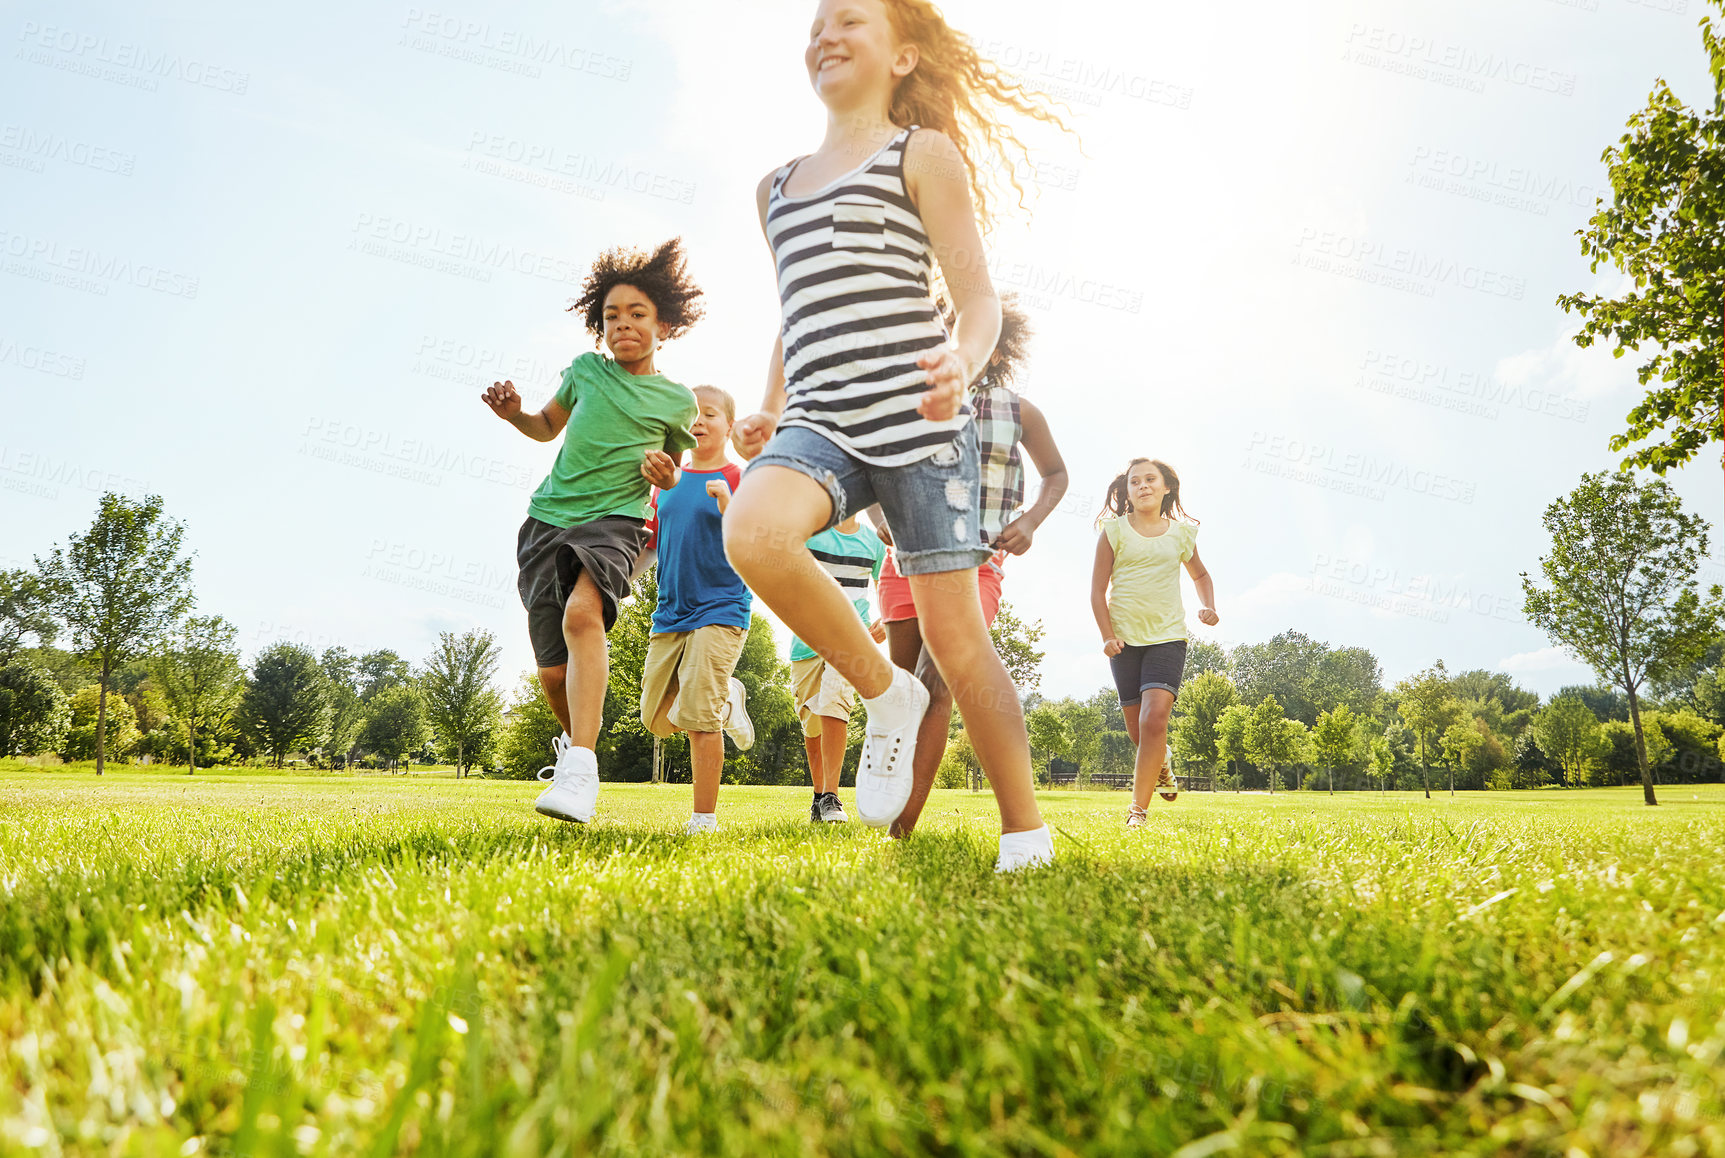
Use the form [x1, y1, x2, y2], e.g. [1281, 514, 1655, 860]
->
[516, 515, 648, 668]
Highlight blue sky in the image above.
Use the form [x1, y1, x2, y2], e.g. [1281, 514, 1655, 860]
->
[3, 0, 1720, 703]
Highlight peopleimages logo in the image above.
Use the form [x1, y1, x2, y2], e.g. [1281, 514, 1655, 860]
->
[0, 228, 200, 298]
[348, 213, 582, 285]
[16, 22, 250, 93]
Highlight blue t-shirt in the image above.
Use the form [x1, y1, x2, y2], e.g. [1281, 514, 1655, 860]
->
[649, 463, 752, 633]
[789, 524, 886, 662]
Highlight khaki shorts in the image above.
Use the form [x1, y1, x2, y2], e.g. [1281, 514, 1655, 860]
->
[791, 655, 856, 737]
[640, 624, 748, 737]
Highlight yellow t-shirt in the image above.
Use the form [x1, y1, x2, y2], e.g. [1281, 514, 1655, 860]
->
[1103, 516, 1198, 645]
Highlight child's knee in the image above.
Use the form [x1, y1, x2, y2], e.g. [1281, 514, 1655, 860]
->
[561, 594, 604, 639]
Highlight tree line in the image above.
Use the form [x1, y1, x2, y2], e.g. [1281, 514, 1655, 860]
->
[2, 468, 1719, 800]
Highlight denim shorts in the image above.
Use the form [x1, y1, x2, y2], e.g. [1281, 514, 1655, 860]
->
[1110, 639, 1189, 706]
[746, 423, 994, 576]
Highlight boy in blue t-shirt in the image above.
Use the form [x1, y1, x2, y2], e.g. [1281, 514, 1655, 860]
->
[638, 386, 755, 834]
[788, 516, 886, 824]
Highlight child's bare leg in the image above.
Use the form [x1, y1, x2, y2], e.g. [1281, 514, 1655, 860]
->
[817, 718, 847, 794]
[886, 619, 953, 837]
[689, 731, 723, 813]
[1129, 692, 1175, 809]
[723, 467, 893, 697]
[803, 734, 825, 792]
[560, 571, 609, 749]
[537, 666, 573, 737]
[908, 571, 1042, 834]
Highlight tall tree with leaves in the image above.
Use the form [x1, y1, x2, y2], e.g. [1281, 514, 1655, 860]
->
[1171, 670, 1236, 773]
[1311, 704, 1360, 795]
[1522, 471, 1723, 805]
[239, 643, 330, 767]
[1532, 696, 1611, 788]
[357, 650, 412, 701]
[319, 647, 366, 766]
[0, 568, 58, 664]
[1394, 662, 1463, 800]
[419, 629, 503, 777]
[360, 685, 428, 772]
[1244, 695, 1301, 792]
[1216, 703, 1250, 790]
[990, 601, 1047, 694]
[1025, 703, 1072, 785]
[0, 661, 70, 756]
[1557, 5, 1724, 474]
[35, 493, 194, 775]
[154, 616, 244, 775]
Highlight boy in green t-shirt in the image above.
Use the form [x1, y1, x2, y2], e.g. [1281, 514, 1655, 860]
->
[481, 239, 702, 824]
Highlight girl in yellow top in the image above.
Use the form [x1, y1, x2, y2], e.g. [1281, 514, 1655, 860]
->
[1090, 458, 1219, 827]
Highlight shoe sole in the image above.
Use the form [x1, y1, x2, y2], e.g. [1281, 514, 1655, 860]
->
[725, 681, 755, 751]
[535, 803, 590, 823]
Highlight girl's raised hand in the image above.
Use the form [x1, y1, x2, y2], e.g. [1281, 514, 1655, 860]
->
[1101, 637, 1125, 658]
[733, 411, 778, 460]
[916, 346, 968, 421]
[482, 380, 522, 420]
[1197, 607, 1220, 626]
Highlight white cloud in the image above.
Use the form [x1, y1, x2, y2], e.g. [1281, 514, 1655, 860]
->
[1230, 571, 1315, 617]
[1496, 646, 1581, 674]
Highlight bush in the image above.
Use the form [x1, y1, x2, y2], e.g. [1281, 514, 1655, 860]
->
[0, 661, 70, 756]
[60, 685, 140, 763]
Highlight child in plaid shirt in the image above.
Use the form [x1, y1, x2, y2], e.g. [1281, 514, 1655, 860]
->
[874, 297, 1069, 836]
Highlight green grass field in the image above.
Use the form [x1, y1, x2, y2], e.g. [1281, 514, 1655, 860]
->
[2, 766, 1721, 1157]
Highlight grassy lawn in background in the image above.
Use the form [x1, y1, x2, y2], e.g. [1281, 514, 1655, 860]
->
[1, 764, 1721, 1156]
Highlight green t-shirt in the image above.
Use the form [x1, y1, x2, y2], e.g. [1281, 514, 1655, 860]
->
[526, 353, 698, 528]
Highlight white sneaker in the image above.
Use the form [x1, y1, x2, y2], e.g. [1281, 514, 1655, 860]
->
[855, 666, 929, 828]
[684, 813, 718, 836]
[535, 742, 599, 823]
[994, 825, 1054, 873]
[722, 677, 755, 751]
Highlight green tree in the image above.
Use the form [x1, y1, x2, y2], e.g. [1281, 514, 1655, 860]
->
[0, 661, 70, 756]
[1025, 703, 1072, 785]
[1185, 639, 1230, 679]
[1216, 703, 1251, 790]
[1556, 7, 1724, 474]
[1522, 471, 1724, 805]
[318, 648, 366, 767]
[1532, 696, 1611, 787]
[35, 493, 194, 775]
[990, 600, 1047, 694]
[498, 672, 565, 780]
[0, 568, 58, 664]
[358, 650, 412, 701]
[419, 629, 503, 777]
[1369, 735, 1395, 794]
[154, 616, 244, 775]
[361, 685, 428, 771]
[1440, 720, 1485, 796]
[239, 643, 330, 767]
[728, 615, 805, 786]
[1244, 695, 1300, 792]
[62, 684, 140, 763]
[1170, 670, 1236, 772]
[1394, 663, 1463, 800]
[1311, 704, 1360, 795]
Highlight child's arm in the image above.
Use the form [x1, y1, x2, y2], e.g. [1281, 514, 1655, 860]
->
[991, 398, 1069, 556]
[481, 379, 570, 443]
[1091, 533, 1124, 656]
[1185, 549, 1220, 625]
[904, 129, 1001, 422]
[641, 450, 681, 492]
[735, 171, 790, 459]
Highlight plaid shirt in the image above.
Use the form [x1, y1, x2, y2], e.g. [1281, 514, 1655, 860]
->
[973, 385, 1024, 544]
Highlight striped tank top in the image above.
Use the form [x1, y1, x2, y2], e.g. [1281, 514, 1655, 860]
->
[766, 126, 971, 467]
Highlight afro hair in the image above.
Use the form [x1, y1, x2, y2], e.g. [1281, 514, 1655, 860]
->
[568, 237, 705, 345]
[977, 293, 1033, 390]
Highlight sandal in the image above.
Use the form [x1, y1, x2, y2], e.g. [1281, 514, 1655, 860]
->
[1125, 803, 1148, 828]
[1156, 764, 1178, 803]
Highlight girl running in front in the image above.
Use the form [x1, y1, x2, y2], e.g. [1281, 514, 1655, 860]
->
[1090, 459, 1220, 828]
[723, 0, 1069, 871]
[877, 295, 1069, 837]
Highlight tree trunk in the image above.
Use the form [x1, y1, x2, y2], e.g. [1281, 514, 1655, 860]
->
[1449, 763, 1454, 797]
[457, 740, 464, 779]
[188, 717, 197, 775]
[1625, 684, 1658, 807]
[1329, 765, 1334, 795]
[1419, 736, 1431, 799]
[96, 662, 111, 780]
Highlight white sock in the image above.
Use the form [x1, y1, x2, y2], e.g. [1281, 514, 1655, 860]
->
[689, 811, 717, 828]
[998, 825, 1052, 857]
